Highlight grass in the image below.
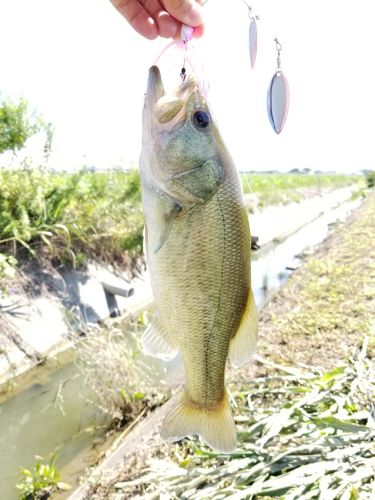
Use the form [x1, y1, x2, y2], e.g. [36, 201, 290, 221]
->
[0, 166, 143, 270]
[0, 167, 363, 275]
[241, 173, 363, 208]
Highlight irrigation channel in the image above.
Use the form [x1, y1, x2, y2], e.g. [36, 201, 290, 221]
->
[0, 195, 362, 500]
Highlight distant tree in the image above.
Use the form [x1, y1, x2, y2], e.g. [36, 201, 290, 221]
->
[0, 96, 41, 154]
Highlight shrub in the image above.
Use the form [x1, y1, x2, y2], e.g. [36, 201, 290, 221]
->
[365, 171, 375, 188]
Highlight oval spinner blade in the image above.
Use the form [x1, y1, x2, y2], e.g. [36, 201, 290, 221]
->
[249, 18, 257, 69]
[267, 72, 290, 134]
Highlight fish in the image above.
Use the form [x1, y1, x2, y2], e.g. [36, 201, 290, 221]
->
[139, 65, 258, 453]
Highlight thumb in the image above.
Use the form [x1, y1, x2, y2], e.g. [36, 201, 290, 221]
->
[163, 0, 204, 27]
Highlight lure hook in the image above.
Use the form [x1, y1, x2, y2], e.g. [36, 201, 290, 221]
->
[274, 37, 283, 71]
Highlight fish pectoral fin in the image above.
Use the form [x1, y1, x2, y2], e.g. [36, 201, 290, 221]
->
[229, 290, 258, 368]
[161, 388, 237, 453]
[141, 312, 178, 360]
[154, 203, 181, 254]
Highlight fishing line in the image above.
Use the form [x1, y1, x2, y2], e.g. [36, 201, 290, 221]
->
[153, 1, 288, 192]
[154, 0, 209, 86]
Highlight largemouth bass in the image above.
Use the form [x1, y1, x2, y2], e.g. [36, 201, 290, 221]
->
[140, 66, 258, 452]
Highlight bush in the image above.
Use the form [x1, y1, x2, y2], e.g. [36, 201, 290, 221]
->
[365, 171, 375, 188]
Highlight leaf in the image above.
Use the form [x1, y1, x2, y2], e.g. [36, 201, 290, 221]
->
[15, 237, 35, 256]
[40, 233, 52, 247]
[312, 417, 370, 432]
[314, 366, 346, 387]
[20, 468, 33, 477]
[53, 223, 70, 235]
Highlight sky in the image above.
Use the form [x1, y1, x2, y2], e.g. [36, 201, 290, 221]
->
[1, 0, 375, 173]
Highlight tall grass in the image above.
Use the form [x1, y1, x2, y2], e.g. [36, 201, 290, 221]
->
[0, 167, 143, 267]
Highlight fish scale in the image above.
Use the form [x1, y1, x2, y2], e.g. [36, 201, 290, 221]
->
[140, 66, 258, 452]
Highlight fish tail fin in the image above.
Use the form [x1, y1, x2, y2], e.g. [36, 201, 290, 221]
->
[161, 388, 237, 453]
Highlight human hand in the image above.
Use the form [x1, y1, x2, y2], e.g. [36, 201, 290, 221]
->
[110, 0, 205, 40]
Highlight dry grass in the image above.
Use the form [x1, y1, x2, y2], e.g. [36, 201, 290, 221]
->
[75, 320, 170, 427]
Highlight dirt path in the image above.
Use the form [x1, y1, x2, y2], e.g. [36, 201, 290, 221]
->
[74, 190, 375, 499]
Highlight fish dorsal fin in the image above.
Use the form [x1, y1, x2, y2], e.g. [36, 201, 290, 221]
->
[141, 312, 178, 361]
[154, 203, 181, 254]
[229, 290, 258, 368]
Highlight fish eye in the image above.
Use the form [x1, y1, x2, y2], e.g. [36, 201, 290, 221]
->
[193, 110, 210, 129]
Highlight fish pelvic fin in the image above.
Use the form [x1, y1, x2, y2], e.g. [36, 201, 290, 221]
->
[161, 388, 237, 453]
[141, 312, 178, 361]
[229, 289, 258, 368]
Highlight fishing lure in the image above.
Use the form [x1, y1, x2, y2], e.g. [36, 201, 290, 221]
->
[244, 2, 259, 69]
[267, 38, 290, 134]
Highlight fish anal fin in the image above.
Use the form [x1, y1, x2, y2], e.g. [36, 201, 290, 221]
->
[229, 290, 258, 368]
[141, 312, 178, 361]
[161, 388, 237, 453]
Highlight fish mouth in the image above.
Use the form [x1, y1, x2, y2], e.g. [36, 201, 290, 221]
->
[144, 66, 202, 131]
[146, 66, 197, 107]
[146, 66, 165, 107]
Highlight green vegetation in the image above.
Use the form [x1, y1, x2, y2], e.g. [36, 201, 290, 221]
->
[0, 167, 143, 268]
[0, 168, 363, 273]
[0, 96, 44, 154]
[111, 345, 375, 499]
[241, 173, 363, 207]
[16, 454, 70, 499]
[365, 170, 375, 188]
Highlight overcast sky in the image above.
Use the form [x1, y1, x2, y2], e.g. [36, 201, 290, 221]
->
[1, 0, 374, 173]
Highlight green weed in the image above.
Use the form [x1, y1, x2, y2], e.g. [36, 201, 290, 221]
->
[16, 453, 70, 499]
[365, 170, 375, 188]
